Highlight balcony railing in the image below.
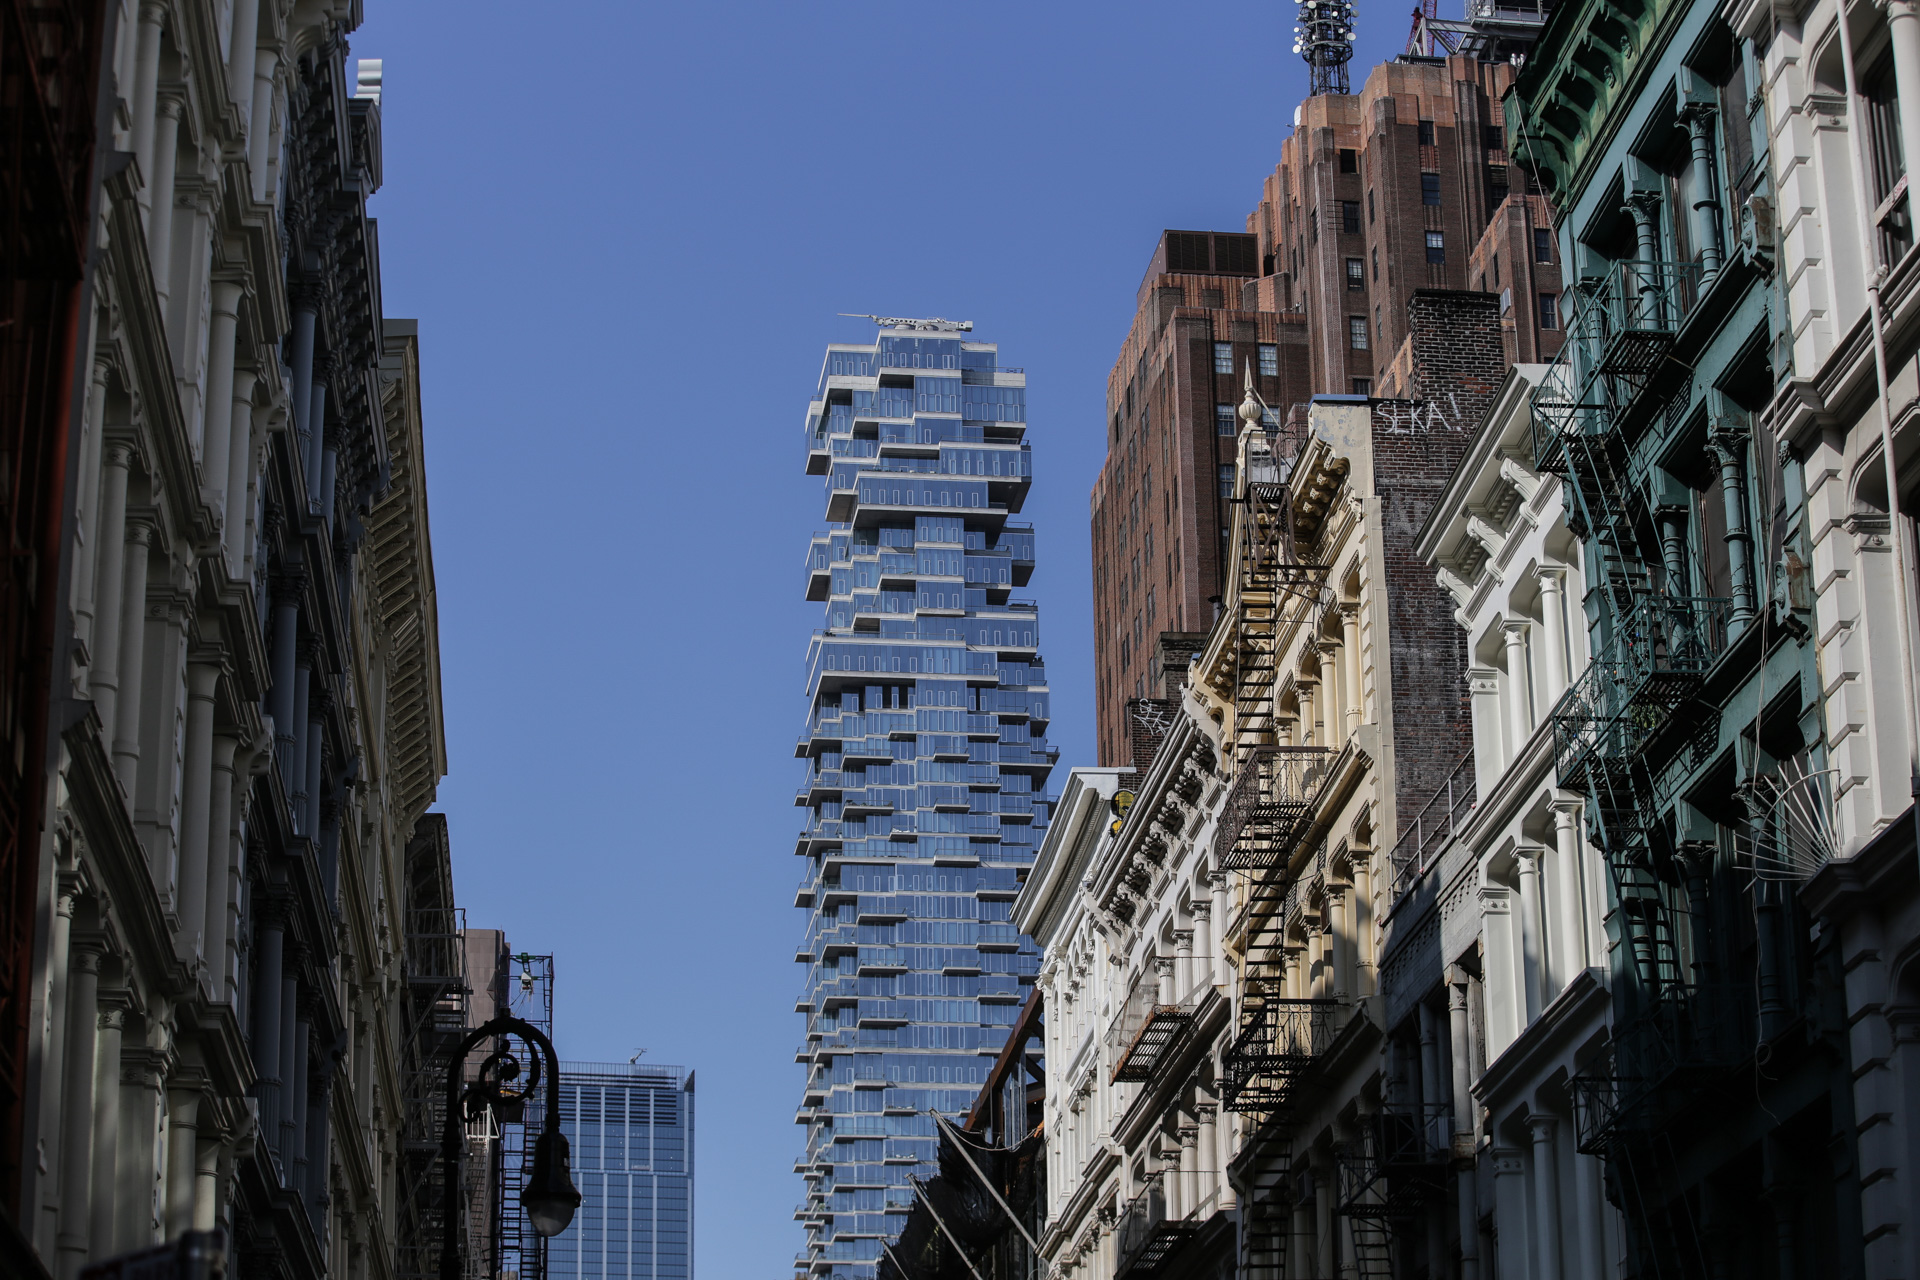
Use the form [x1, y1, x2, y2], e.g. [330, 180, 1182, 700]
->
[1116, 1173, 1199, 1280]
[1567, 981, 1753, 1155]
[1106, 964, 1196, 1084]
[1337, 1103, 1452, 1220]
[1531, 257, 1705, 471]
[1213, 747, 1333, 871]
[1387, 752, 1477, 906]
[1223, 998, 1344, 1112]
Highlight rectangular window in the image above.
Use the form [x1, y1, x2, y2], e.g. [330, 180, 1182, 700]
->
[1346, 257, 1365, 290]
[1483, 123, 1505, 151]
[1339, 148, 1358, 173]
[1421, 172, 1441, 205]
[1418, 119, 1435, 145]
[1491, 253, 1499, 286]
[1218, 464, 1235, 498]
[1538, 292, 1559, 329]
[1426, 231, 1445, 264]
[1341, 200, 1361, 233]
[1213, 342, 1233, 374]
[1534, 228, 1553, 263]
[1261, 407, 1282, 429]
[1352, 378, 1371, 396]
[1348, 316, 1369, 350]
[1371, 246, 1379, 280]
[1488, 165, 1509, 207]
[1258, 343, 1278, 376]
[1216, 404, 1237, 435]
[1368, 189, 1375, 223]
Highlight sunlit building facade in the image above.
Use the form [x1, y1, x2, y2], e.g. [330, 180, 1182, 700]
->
[548, 1062, 695, 1280]
[791, 325, 1054, 1278]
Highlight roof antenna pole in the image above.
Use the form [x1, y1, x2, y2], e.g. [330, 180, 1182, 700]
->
[1293, 0, 1357, 95]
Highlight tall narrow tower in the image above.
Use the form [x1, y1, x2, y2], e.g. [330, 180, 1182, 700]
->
[791, 322, 1053, 1280]
[1293, 0, 1357, 95]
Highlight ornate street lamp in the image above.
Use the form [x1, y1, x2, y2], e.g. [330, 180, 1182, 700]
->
[441, 1014, 581, 1278]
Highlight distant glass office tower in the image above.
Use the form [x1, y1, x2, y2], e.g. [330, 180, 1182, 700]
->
[547, 1062, 694, 1280]
[792, 325, 1054, 1279]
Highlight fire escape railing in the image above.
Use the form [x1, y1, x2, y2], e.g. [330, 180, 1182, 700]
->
[1386, 751, 1477, 906]
[1107, 963, 1198, 1085]
[1214, 746, 1333, 873]
[1115, 1172, 1200, 1279]
[1222, 997, 1344, 1113]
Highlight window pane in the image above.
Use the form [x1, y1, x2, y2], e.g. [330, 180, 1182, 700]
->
[1538, 292, 1559, 329]
[1534, 228, 1553, 262]
[1351, 378, 1371, 396]
[1425, 231, 1445, 264]
[1421, 173, 1441, 206]
[1213, 342, 1233, 374]
[1346, 258, 1365, 289]
[1258, 343, 1278, 376]
[1218, 464, 1235, 497]
[1348, 317, 1369, 350]
[1341, 200, 1361, 233]
[1339, 148, 1358, 173]
[1418, 119, 1435, 145]
[1216, 404, 1237, 435]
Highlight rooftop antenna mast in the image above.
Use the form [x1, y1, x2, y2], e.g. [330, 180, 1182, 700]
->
[1294, 0, 1358, 95]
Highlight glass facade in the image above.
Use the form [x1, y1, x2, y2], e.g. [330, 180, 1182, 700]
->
[793, 331, 1054, 1279]
[547, 1062, 694, 1280]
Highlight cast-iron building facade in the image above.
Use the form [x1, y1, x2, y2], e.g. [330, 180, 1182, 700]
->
[792, 324, 1053, 1279]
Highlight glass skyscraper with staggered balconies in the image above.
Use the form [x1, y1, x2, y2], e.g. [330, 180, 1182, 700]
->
[791, 325, 1053, 1280]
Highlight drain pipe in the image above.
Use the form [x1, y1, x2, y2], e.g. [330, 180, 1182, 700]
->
[1832, 0, 1920, 855]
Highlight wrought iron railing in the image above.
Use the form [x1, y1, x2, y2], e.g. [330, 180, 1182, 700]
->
[1567, 980, 1752, 1154]
[1107, 963, 1197, 1084]
[1337, 1103, 1452, 1219]
[1213, 747, 1333, 871]
[1116, 1172, 1198, 1279]
[1387, 752, 1477, 905]
[1223, 998, 1344, 1112]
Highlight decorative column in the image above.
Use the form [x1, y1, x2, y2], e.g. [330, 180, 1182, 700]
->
[1312, 1156, 1335, 1280]
[54, 942, 101, 1278]
[1707, 420, 1757, 635]
[304, 689, 326, 839]
[89, 997, 125, 1255]
[1623, 190, 1665, 322]
[1208, 872, 1230, 987]
[1479, 882, 1520, 1056]
[1190, 902, 1213, 993]
[1680, 101, 1724, 283]
[201, 281, 243, 503]
[73, 364, 111, 662]
[268, 580, 300, 787]
[203, 734, 238, 998]
[1514, 847, 1546, 1022]
[1502, 620, 1533, 749]
[1298, 677, 1319, 746]
[291, 646, 312, 833]
[146, 92, 185, 307]
[223, 375, 256, 572]
[305, 357, 330, 500]
[88, 442, 131, 738]
[1551, 801, 1589, 990]
[1174, 929, 1195, 1003]
[176, 660, 219, 965]
[288, 1003, 309, 1193]
[250, 908, 283, 1162]
[35, 888, 74, 1253]
[129, 2, 165, 203]
[1340, 603, 1362, 736]
[1326, 886, 1351, 1003]
[164, 1084, 199, 1238]
[1154, 956, 1175, 1007]
[1469, 667, 1505, 787]
[1448, 969, 1480, 1280]
[1177, 1124, 1200, 1218]
[1528, 1114, 1563, 1280]
[1351, 851, 1376, 998]
[1491, 1147, 1531, 1280]
[1536, 567, 1570, 707]
[111, 521, 153, 794]
[1196, 1102, 1220, 1209]
[226, 0, 261, 128]
[248, 51, 280, 199]
[288, 291, 317, 451]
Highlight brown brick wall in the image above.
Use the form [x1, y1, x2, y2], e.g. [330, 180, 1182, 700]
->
[1370, 289, 1502, 841]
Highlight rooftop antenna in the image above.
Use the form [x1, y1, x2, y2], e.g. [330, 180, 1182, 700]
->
[838, 313, 974, 332]
[628, 1049, 648, 1065]
[1293, 0, 1357, 96]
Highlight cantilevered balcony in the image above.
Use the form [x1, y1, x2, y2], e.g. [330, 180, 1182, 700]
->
[1107, 962, 1196, 1084]
[1213, 747, 1332, 872]
[1336, 1104, 1452, 1220]
[1116, 1173, 1198, 1280]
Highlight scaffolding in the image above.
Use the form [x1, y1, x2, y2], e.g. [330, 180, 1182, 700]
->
[495, 952, 556, 1280]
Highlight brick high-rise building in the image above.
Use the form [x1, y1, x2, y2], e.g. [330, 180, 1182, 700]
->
[1091, 55, 1566, 766]
[1247, 56, 1565, 394]
[1089, 231, 1312, 765]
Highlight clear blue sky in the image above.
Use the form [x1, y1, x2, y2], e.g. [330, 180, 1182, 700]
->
[352, 3, 1408, 1275]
